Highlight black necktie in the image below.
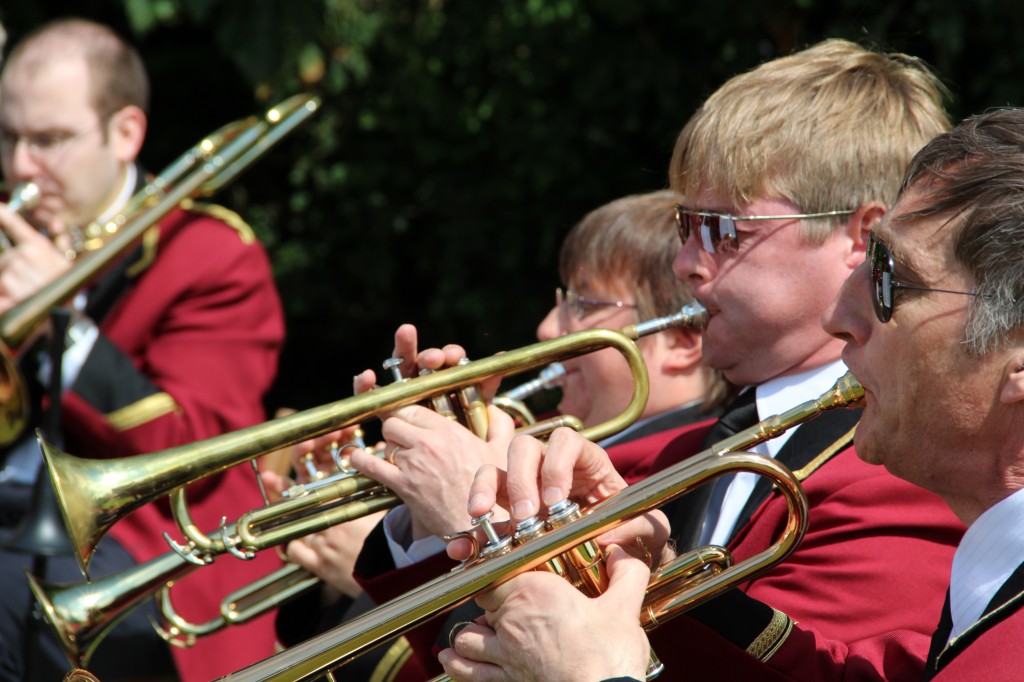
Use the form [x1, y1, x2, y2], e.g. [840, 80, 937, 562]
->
[700, 388, 759, 449]
[695, 390, 759, 544]
[667, 389, 759, 550]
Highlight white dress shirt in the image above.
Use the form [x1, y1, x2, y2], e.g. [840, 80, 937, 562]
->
[704, 359, 849, 546]
[948, 486, 1024, 641]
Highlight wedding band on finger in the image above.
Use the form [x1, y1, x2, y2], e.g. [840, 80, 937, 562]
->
[386, 445, 401, 465]
[448, 620, 475, 648]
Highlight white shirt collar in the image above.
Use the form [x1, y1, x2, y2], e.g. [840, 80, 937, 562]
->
[705, 358, 848, 545]
[94, 164, 137, 227]
[754, 358, 849, 458]
[949, 486, 1024, 641]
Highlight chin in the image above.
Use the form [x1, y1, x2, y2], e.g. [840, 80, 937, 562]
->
[851, 429, 886, 466]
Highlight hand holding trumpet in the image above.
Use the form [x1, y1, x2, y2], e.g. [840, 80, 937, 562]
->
[438, 544, 653, 682]
[349, 323, 514, 543]
[0, 197, 74, 313]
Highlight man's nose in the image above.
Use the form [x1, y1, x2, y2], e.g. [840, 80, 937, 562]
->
[672, 230, 714, 286]
[536, 305, 562, 340]
[5, 138, 44, 182]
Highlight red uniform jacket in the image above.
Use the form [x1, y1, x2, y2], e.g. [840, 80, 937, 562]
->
[928, 606, 1024, 681]
[644, 418, 965, 681]
[920, 561, 1024, 682]
[57, 202, 285, 681]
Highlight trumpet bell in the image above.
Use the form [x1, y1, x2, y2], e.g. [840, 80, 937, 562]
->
[44, 326, 650, 577]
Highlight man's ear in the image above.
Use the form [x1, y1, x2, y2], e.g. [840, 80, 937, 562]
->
[1001, 354, 1024, 405]
[657, 327, 703, 373]
[844, 201, 887, 269]
[107, 104, 147, 163]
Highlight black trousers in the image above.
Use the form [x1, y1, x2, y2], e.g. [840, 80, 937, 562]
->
[0, 480, 177, 682]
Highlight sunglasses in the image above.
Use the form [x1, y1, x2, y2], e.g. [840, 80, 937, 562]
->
[674, 206, 855, 254]
[868, 232, 983, 323]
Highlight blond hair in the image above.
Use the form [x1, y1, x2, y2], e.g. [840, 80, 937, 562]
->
[669, 39, 950, 241]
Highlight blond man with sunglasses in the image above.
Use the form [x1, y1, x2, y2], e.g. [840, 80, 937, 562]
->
[441, 39, 966, 682]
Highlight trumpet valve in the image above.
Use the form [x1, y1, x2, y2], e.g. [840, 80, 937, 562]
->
[471, 510, 512, 559]
[300, 452, 325, 481]
[545, 499, 606, 595]
[163, 531, 213, 566]
[383, 356, 405, 383]
[511, 516, 545, 545]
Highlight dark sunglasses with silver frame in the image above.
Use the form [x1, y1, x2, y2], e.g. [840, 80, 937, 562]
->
[867, 232, 985, 323]
[674, 205, 855, 254]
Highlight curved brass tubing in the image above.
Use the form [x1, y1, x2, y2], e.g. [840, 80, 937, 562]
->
[154, 562, 322, 647]
[215, 373, 862, 682]
[43, 324, 653, 577]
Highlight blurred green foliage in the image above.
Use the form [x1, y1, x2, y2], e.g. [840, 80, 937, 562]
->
[2, 0, 1023, 410]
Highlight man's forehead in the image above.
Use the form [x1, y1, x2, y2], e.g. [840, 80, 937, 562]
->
[0, 57, 95, 126]
[877, 189, 961, 274]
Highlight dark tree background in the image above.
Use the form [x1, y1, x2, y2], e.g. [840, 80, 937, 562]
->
[2, 0, 1023, 413]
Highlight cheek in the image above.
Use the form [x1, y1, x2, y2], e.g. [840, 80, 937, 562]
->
[584, 347, 635, 385]
[565, 350, 631, 402]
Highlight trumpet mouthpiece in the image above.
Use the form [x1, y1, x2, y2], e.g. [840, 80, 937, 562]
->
[633, 300, 709, 337]
[7, 182, 41, 214]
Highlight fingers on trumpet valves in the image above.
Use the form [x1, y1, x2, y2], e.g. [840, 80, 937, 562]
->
[297, 433, 364, 481]
[448, 510, 515, 563]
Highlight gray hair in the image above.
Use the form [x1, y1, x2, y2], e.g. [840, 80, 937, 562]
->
[895, 107, 1024, 354]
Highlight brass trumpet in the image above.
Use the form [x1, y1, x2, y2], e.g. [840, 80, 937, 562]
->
[42, 319, 671, 577]
[491, 362, 566, 426]
[214, 373, 863, 682]
[34, 326, 647, 666]
[166, 301, 708, 566]
[153, 303, 706, 636]
[28, 544, 323, 667]
[33, 304, 706, 664]
[0, 94, 321, 447]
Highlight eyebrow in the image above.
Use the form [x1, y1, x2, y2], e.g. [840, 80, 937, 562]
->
[870, 227, 925, 281]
